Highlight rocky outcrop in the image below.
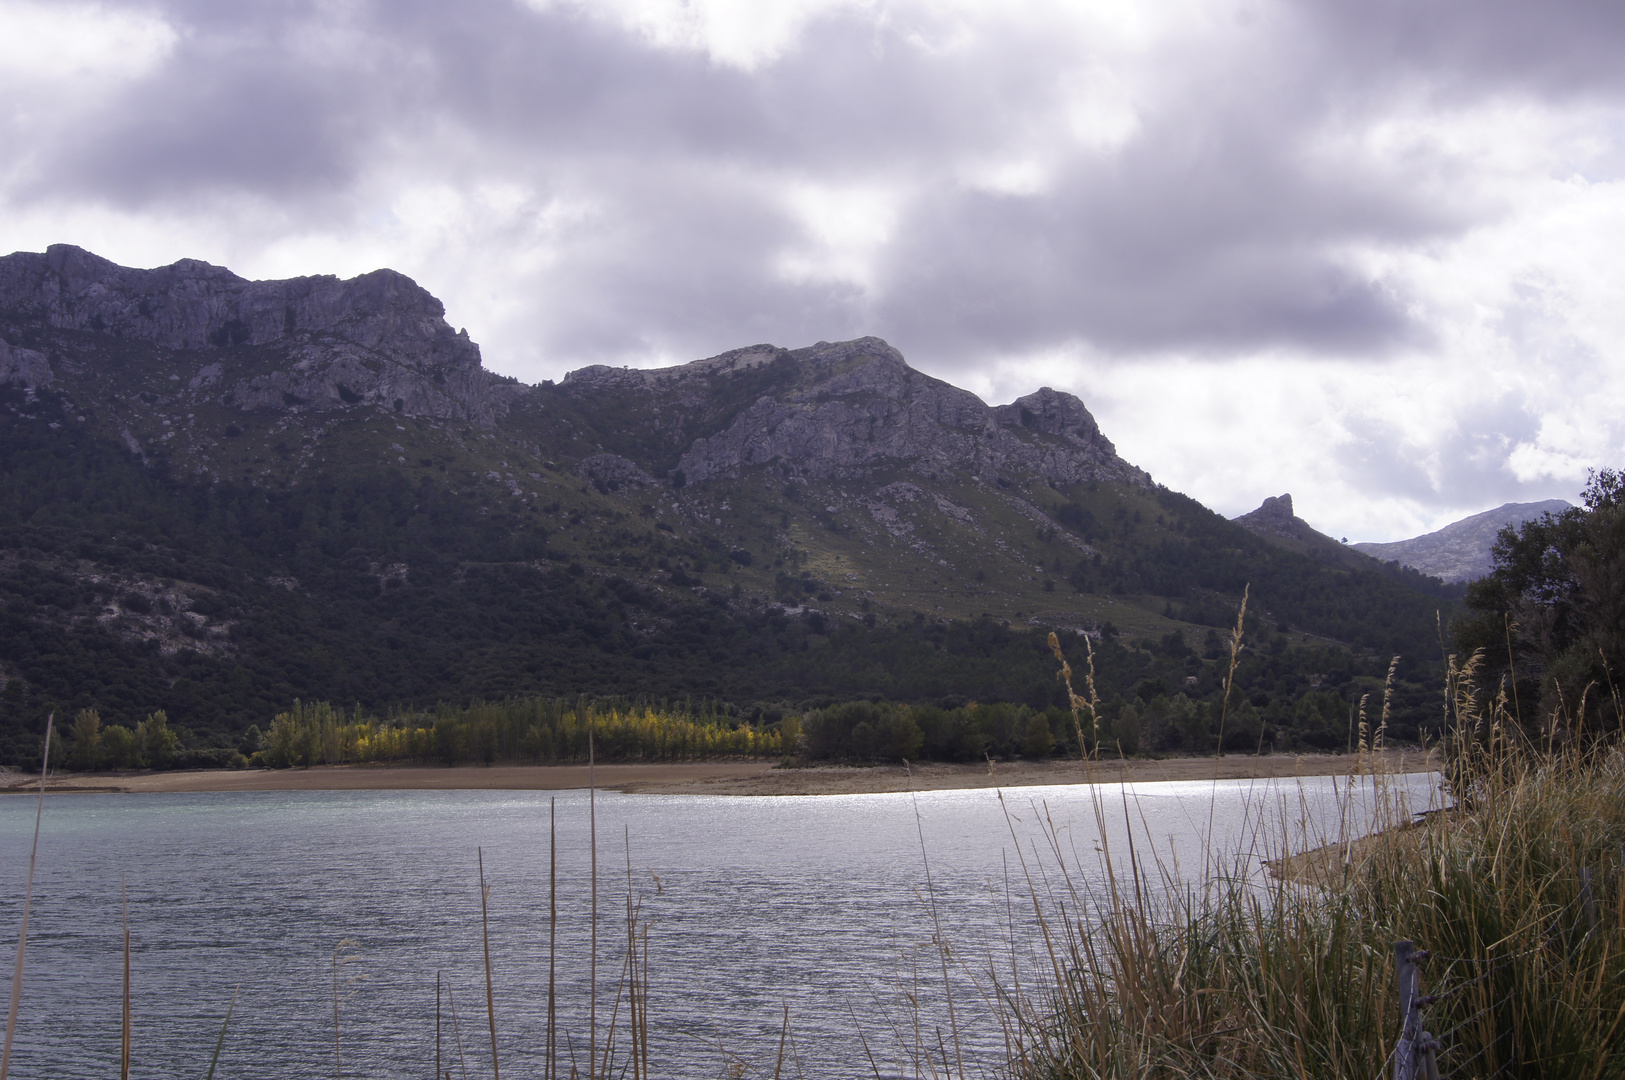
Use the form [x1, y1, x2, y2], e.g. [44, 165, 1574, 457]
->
[668, 338, 1149, 488]
[576, 453, 661, 492]
[1353, 500, 1573, 583]
[0, 339, 52, 388]
[0, 244, 509, 425]
[1233, 493, 1382, 572]
[993, 386, 1107, 442]
[1234, 494, 1302, 540]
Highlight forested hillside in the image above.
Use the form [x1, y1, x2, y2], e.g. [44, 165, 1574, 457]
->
[0, 247, 1461, 766]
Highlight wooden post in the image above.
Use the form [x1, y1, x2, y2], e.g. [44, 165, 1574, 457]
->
[1394, 941, 1419, 1080]
[1419, 1034, 1441, 1080]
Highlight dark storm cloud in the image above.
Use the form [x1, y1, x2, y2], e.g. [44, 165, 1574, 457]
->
[874, 138, 1437, 362]
[1309, 0, 1625, 100]
[17, 1, 385, 203]
[12, 0, 1625, 369]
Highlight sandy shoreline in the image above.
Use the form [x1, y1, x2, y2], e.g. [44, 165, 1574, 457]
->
[3, 749, 1437, 797]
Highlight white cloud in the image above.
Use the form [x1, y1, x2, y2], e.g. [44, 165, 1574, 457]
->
[775, 182, 900, 292]
[4, 0, 1623, 541]
[530, 0, 873, 70]
[0, 1, 175, 84]
[0, 0, 178, 193]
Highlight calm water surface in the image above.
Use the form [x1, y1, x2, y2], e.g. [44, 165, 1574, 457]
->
[0, 771, 1441, 1078]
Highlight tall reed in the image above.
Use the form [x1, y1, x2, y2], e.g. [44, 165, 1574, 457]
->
[457, 735, 651, 1080]
[478, 849, 500, 1080]
[0, 712, 52, 1080]
[1001, 651, 1625, 1080]
[120, 872, 130, 1080]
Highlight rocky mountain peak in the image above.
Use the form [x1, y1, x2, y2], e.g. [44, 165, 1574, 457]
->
[800, 336, 907, 368]
[995, 387, 1108, 445]
[1232, 493, 1385, 572]
[560, 343, 788, 393]
[0, 244, 499, 425]
[539, 334, 1149, 490]
[2, 244, 472, 363]
[1, 247, 1153, 496]
[661, 337, 1148, 488]
[1353, 499, 1573, 583]
[1237, 493, 1295, 534]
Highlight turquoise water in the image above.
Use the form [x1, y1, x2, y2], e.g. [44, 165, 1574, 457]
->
[0, 771, 1441, 1078]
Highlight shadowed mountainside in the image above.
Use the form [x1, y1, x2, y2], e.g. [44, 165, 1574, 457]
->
[0, 245, 1458, 760]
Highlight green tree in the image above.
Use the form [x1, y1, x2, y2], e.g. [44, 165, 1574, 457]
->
[1180, 697, 1212, 752]
[803, 702, 922, 761]
[1458, 468, 1625, 737]
[138, 710, 178, 769]
[101, 725, 136, 769]
[1022, 709, 1056, 758]
[45, 723, 67, 772]
[70, 708, 102, 771]
[1110, 702, 1141, 756]
[263, 711, 300, 768]
[1219, 698, 1263, 754]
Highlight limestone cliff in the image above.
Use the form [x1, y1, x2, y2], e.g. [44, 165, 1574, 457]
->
[1, 246, 1149, 496]
[559, 337, 1150, 489]
[0, 244, 508, 425]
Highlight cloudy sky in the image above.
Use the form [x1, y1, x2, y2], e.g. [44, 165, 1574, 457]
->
[3, 0, 1621, 540]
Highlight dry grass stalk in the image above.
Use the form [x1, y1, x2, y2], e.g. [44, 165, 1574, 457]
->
[478, 848, 501, 1080]
[121, 871, 131, 1080]
[908, 764, 966, 1080]
[1048, 632, 1098, 759]
[203, 985, 237, 1080]
[547, 798, 558, 1080]
[1214, 584, 1248, 760]
[773, 1004, 790, 1080]
[331, 938, 360, 1080]
[0, 711, 53, 1080]
[447, 982, 470, 1080]
[588, 713, 598, 1080]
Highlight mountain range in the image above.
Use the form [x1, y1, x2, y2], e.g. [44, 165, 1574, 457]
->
[1353, 501, 1573, 583]
[0, 245, 1459, 759]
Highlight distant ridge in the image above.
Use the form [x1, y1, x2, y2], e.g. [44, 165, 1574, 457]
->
[1353, 500, 1573, 583]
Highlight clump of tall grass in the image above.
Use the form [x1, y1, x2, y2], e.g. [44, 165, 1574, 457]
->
[1002, 651, 1625, 1080]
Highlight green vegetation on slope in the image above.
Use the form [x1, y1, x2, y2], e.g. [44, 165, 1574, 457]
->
[0, 372, 1460, 768]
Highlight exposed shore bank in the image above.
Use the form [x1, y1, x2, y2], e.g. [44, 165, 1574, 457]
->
[5, 748, 1437, 797]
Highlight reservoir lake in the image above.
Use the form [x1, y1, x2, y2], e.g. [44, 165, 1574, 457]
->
[0, 770, 1441, 1078]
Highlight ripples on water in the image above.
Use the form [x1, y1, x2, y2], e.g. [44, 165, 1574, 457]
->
[0, 771, 1441, 1078]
